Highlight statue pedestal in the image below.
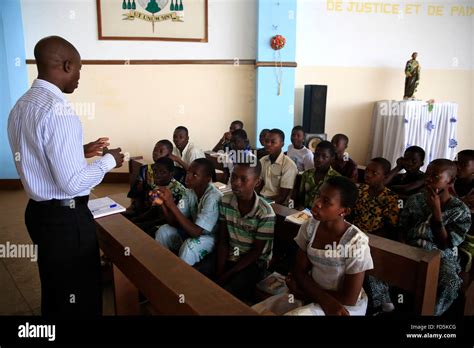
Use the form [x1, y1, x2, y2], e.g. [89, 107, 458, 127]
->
[368, 100, 458, 171]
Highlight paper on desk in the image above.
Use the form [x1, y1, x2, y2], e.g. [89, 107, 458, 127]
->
[285, 208, 312, 225]
[88, 196, 126, 219]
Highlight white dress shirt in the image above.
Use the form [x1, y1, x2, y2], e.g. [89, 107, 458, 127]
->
[7, 79, 116, 201]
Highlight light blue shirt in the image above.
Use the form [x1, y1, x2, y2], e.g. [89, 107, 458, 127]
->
[178, 183, 223, 235]
[7, 79, 116, 201]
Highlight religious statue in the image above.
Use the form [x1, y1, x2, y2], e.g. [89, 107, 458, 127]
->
[404, 52, 420, 100]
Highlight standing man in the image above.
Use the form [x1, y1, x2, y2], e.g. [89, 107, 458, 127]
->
[7, 36, 124, 316]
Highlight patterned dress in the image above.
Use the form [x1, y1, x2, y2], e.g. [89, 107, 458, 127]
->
[352, 184, 400, 234]
[367, 192, 471, 315]
[400, 193, 471, 315]
[300, 167, 340, 209]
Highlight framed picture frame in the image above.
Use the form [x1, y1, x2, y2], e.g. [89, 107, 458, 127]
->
[97, 0, 208, 42]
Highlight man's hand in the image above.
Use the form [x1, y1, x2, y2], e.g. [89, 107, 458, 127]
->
[103, 147, 124, 168]
[83, 137, 110, 158]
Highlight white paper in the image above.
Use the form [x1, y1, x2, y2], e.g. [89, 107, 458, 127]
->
[88, 197, 126, 219]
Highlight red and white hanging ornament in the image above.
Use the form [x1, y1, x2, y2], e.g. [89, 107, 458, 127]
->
[270, 34, 286, 96]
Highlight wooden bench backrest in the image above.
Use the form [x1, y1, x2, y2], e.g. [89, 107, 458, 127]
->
[128, 156, 147, 186]
[95, 193, 257, 315]
[365, 233, 440, 315]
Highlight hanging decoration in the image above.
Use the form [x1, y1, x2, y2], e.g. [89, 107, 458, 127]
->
[270, 34, 286, 96]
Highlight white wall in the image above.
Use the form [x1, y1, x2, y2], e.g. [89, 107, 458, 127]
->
[296, 0, 474, 69]
[21, 0, 257, 60]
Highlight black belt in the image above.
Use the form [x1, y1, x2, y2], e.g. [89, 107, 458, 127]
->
[31, 195, 89, 207]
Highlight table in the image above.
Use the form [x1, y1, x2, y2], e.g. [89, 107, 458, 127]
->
[369, 100, 458, 171]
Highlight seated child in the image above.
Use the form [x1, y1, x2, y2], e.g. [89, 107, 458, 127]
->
[299, 141, 340, 209]
[256, 128, 270, 160]
[399, 159, 471, 315]
[258, 128, 298, 205]
[453, 150, 474, 217]
[385, 145, 426, 199]
[126, 139, 175, 217]
[287, 126, 314, 172]
[255, 176, 373, 315]
[170, 126, 205, 171]
[221, 129, 256, 182]
[350, 157, 400, 237]
[331, 134, 359, 183]
[130, 157, 186, 237]
[215, 162, 275, 301]
[212, 120, 244, 152]
[153, 139, 185, 183]
[154, 159, 223, 266]
[453, 150, 474, 271]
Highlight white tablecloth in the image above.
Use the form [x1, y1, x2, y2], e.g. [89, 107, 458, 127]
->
[368, 100, 458, 171]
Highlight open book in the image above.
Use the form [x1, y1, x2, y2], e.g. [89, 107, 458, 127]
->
[88, 197, 126, 219]
[285, 208, 312, 225]
[256, 272, 288, 296]
[212, 182, 232, 194]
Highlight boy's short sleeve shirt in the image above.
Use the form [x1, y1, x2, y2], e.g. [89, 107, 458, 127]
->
[259, 152, 298, 198]
[182, 184, 223, 235]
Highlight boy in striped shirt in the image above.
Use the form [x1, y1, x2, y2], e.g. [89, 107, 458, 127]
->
[215, 162, 276, 301]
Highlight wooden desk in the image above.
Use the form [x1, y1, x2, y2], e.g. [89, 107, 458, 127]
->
[94, 192, 257, 315]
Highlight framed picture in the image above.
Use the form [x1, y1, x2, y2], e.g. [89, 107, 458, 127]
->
[97, 0, 208, 42]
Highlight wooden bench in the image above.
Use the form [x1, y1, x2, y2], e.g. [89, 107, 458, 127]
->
[271, 204, 441, 315]
[99, 190, 471, 316]
[94, 192, 257, 315]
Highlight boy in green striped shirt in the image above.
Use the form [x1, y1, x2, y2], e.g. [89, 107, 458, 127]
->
[215, 162, 276, 301]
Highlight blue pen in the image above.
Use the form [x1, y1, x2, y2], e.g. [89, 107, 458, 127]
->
[92, 204, 117, 212]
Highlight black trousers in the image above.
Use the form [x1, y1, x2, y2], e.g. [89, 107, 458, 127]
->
[25, 198, 102, 316]
[222, 261, 261, 302]
[194, 253, 261, 302]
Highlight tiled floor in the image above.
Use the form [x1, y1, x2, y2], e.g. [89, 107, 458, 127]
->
[0, 183, 129, 316]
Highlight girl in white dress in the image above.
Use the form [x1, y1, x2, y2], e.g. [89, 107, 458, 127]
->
[286, 176, 373, 315]
[254, 176, 373, 316]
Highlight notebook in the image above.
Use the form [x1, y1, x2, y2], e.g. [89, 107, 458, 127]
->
[212, 182, 233, 194]
[285, 208, 312, 225]
[213, 181, 227, 189]
[88, 197, 126, 219]
[256, 272, 288, 295]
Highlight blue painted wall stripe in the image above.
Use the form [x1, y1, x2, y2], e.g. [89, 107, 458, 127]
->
[0, 0, 29, 179]
[255, 0, 297, 151]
